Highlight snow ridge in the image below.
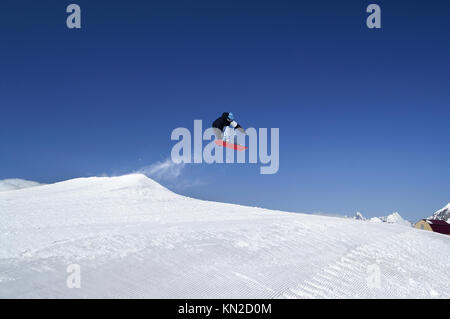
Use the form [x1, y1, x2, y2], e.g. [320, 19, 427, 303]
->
[0, 178, 42, 192]
[354, 212, 411, 227]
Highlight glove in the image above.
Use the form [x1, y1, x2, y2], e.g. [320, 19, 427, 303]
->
[236, 127, 246, 134]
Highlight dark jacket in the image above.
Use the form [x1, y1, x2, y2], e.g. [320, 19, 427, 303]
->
[212, 112, 242, 131]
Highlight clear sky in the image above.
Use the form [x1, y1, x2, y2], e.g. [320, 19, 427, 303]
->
[1, 0, 449, 221]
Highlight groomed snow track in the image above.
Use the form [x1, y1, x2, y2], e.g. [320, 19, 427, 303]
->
[1, 174, 449, 298]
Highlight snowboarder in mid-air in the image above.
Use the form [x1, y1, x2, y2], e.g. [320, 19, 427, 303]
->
[212, 112, 246, 143]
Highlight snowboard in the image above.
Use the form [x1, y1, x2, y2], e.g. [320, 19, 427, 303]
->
[215, 140, 248, 151]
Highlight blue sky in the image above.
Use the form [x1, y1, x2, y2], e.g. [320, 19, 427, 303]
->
[1, 0, 449, 221]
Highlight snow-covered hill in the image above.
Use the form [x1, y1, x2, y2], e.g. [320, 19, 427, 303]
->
[368, 212, 412, 227]
[0, 174, 449, 298]
[354, 211, 411, 227]
[429, 204, 450, 222]
[0, 178, 42, 192]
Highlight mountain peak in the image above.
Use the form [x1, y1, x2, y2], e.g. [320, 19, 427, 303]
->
[387, 211, 401, 218]
[429, 203, 450, 222]
[368, 212, 411, 227]
[354, 212, 366, 220]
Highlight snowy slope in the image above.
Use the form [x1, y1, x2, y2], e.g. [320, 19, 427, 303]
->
[1, 174, 449, 298]
[429, 204, 450, 222]
[0, 179, 42, 192]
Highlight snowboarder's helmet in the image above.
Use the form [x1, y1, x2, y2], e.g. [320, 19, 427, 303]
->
[228, 112, 234, 120]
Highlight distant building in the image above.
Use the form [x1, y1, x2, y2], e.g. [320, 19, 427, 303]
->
[414, 219, 450, 235]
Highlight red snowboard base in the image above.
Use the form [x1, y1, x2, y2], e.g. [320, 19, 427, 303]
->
[215, 140, 248, 151]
